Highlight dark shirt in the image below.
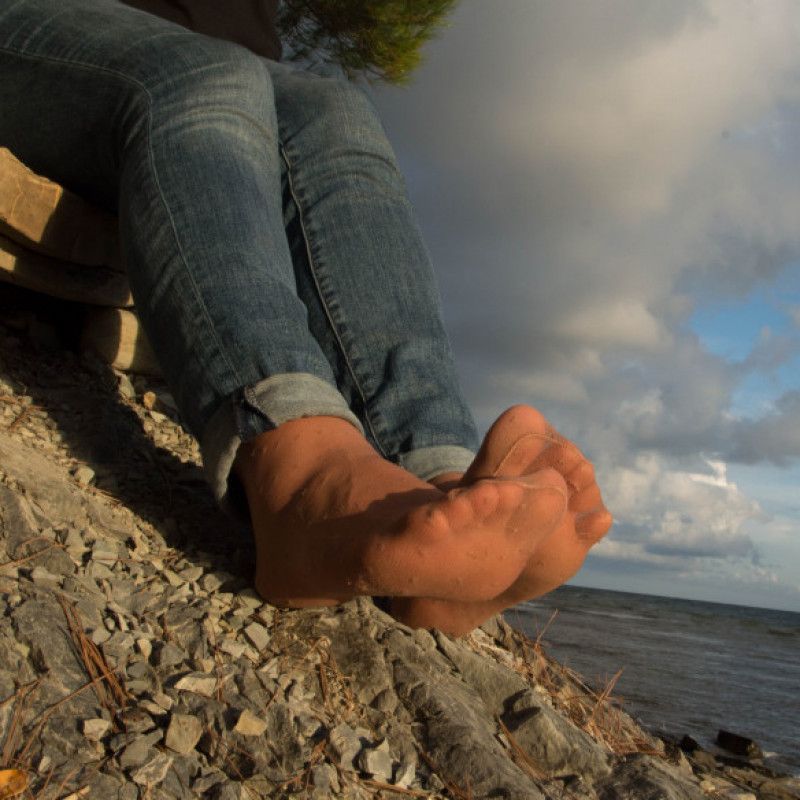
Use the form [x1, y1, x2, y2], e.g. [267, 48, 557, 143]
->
[120, 0, 281, 61]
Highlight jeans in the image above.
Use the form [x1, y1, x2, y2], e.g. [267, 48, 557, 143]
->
[0, 0, 479, 513]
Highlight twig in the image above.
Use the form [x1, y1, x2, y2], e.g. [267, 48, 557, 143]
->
[57, 596, 128, 714]
[278, 739, 326, 793]
[16, 674, 114, 766]
[6, 405, 33, 432]
[360, 778, 433, 797]
[496, 717, 547, 781]
[1, 680, 41, 768]
[215, 738, 265, 800]
[533, 609, 559, 650]
[317, 661, 329, 710]
[0, 541, 64, 570]
[416, 748, 473, 800]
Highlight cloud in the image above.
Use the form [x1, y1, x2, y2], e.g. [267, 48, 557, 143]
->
[603, 454, 761, 550]
[737, 326, 800, 374]
[727, 390, 800, 465]
[371, 0, 800, 603]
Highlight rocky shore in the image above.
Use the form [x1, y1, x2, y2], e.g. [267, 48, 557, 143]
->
[1, 293, 798, 799]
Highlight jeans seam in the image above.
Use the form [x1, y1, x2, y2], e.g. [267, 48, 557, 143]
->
[142, 97, 245, 395]
[280, 142, 387, 457]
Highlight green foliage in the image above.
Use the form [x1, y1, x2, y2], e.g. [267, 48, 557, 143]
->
[277, 0, 460, 84]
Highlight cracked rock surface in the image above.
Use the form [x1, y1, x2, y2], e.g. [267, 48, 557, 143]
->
[1, 303, 798, 799]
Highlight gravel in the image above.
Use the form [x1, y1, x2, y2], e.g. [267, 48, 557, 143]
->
[0, 307, 796, 800]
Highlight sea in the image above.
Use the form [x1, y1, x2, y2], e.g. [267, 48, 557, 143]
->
[508, 585, 800, 776]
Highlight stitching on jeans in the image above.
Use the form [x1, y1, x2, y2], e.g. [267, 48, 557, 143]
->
[279, 142, 388, 457]
[142, 97, 246, 394]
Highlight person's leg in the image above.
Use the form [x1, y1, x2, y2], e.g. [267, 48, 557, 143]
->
[0, 0, 363, 483]
[268, 61, 480, 481]
[260, 63, 611, 623]
[1, 0, 570, 610]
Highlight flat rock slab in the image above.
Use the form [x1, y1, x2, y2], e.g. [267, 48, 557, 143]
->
[0, 147, 120, 268]
[0, 233, 133, 307]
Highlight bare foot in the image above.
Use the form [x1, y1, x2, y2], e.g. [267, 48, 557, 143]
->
[234, 415, 568, 608]
[390, 405, 613, 634]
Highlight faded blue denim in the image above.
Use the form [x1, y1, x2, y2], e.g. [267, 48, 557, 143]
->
[0, 0, 479, 511]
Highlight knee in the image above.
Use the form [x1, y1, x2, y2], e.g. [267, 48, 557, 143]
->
[133, 35, 273, 127]
[311, 78, 379, 127]
[288, 75, 403, 184]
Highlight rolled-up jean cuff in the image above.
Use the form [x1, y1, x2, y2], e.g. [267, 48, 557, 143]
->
[397, 445, 476, 482]
[201, 373, 365, 519]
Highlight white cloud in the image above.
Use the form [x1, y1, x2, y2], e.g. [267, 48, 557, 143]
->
[603, 454, 762, 557]
[555, 299, 669, 351]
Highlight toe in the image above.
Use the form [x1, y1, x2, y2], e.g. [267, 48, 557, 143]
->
[463, 404, 554, 482]
[576, 508, 613, 542]
[569, 482, 603, 513]
[503, 468, 569, 534]
[564, 459, 596, 492]
[534, 438, 585, 477]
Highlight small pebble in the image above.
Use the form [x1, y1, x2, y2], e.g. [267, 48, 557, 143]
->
[175, 673, 217, 697]
[82, 718, 111, 740]
[136, 638, 153, 660]
[131, 752, 173, 787]
[233, 709, 267, 737]
[243, 621, 270, 652]
[72, 465, 96, 485]
[200, 573, 224, 593]
[165, 713, 203, 754]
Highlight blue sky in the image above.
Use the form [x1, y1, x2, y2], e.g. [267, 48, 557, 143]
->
[371, 0, 800, 612]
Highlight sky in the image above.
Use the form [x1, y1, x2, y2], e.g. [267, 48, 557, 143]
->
[369, 0, 800, 613]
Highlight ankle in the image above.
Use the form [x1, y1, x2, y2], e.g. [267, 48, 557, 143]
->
[234, 415, 374, 511]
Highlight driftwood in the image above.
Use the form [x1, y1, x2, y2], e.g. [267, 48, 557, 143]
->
[0, 147, 159, 373]
[80, 307, 160, 375]
[0, 233, 133, 308]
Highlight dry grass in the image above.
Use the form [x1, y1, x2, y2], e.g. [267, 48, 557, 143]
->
[56, 596, 129, 717]
[0, 596, 131, 800]
[486, 618, 662, 758]
[496, 716, 548, 782]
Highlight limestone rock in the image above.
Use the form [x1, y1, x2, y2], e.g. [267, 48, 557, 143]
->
[243, 621, 270, 651]
[328, 723, 363, 769]
[81, 307, 160, 376]
[0, 234, 132, 306]
[358, 743, 393, 782]
[131, 752, 173, 787]
[175, 673, 217, 697]
[233, 709, 267, 737]
[165, 713, 203, 754]
[82, 718, 111, 741]
[394, 659, 545, 799]
[596, 754, 706, 800]
[501, 688, 611, 779]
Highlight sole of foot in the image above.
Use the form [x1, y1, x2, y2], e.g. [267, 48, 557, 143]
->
[235, 414, 568, 609]
[391, 405, 613, 635]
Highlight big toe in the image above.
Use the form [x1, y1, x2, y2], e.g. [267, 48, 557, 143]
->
[463, 404, 555, 482]
[510, 467, 569, 529]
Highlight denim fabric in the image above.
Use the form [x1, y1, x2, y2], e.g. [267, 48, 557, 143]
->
[0, 0, 479, 511]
